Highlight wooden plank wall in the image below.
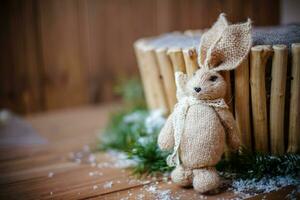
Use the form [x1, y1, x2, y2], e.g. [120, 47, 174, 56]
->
[0, 0, 279, 114]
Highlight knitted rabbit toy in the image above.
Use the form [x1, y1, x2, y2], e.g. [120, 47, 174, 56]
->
[158, 14, 252, 193]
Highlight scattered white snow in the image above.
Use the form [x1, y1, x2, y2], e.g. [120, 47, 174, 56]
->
[106, 150, 137, 168]
[48, 172, 54, 178]
[136, 193, 145, 200]
[88, 154, 96, 163]
[137, 136, 152, 146]
[103, 181, 113, 189]
[122, 109, 166, 134]
[123, 111, 146, 124]
[145, 109, 166, 134]
[231, 175, 300, 199]
[144, 184, 173, 200]
[93, 185, 98, 190]
[146, 185, 157, 193]
[0, 110, 10, 124]
[156, 189, 172, 200]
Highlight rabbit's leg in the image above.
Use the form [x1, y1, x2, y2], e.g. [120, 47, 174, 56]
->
[171, 165, 193, 187]
[192, 167, 220, 193]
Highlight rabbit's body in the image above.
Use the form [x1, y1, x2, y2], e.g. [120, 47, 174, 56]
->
[158, 13, 251, 193]
[180, 104, 225, 168]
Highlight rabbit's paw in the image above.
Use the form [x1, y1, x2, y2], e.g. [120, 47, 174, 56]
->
[171, 165, 193, 187]
[192, 167, 220, 193]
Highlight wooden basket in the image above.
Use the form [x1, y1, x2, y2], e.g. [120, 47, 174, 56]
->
[134, 31, 300, 155]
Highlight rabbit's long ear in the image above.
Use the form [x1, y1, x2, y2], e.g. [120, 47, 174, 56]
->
[207, 19, 252, 71]
[198, 13, 229, 68]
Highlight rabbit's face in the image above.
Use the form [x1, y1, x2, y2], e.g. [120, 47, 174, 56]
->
[186, 68, 227, 100]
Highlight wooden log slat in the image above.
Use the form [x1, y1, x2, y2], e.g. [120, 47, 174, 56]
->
[221, 71, 233, 111]
[288, 43, 300, 153]
[250, 45, 273, 153]
[182, 48, 199, 77]
[141, 47, 169, 112]
[270, 45, 288, 154]
[38, 0, 89, 109]
[234, 56, 252, 150]
[155, 48, 177, 112]
[167, 48, 186, 73]
[134, 40, 157, 109]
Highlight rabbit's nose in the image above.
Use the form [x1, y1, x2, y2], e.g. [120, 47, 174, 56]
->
[194, 87, 201, 93]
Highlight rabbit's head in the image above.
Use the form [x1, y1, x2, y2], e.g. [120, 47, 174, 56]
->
[186, 68, 227, 100]
[177, 14, 252, 101]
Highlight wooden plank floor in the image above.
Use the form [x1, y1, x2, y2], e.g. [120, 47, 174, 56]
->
[0, 104, 297, 200]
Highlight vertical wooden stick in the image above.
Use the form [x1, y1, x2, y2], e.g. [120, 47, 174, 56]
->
[288, 43, 300, 153]
[142, 46, 169, 113]
[250, 45, 273, 153]
[222, 70, 233, 158]
[167, 48, 186, 73]
[234, 56, 252, 150]
[270, 45, 288, 154]
[156, 48, 177, 112]
[134, 40, 156, 109]
[182, 48, 199, 77]
[223, 71, 233, 111]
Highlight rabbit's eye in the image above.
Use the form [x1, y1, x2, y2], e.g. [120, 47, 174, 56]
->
[209, 75, 218, 82]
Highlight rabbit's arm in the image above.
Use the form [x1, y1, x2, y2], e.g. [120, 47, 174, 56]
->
[158, 113, 175, 150]
[215, 108, 240, 151]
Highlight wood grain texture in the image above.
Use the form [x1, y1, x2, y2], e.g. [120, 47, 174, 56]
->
[156, 48, 177, 112]
[0, 104, 296, 199]
[38, 0, 88, 110]
[134, 40, 157, 109]
[234, 56, 252, 150]
[168, 48, 186, 73]
[250, 45, 273, 153]
[221, 71, 233, 111]
[182, 48, 199, 77]
[288, 43, 300, 153]
[142, 47, 169, 112]
[270, 45, 288, 155]
[0, 0, 280, 114]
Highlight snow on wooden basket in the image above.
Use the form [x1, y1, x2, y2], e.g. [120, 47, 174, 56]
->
[134, 27, 300, 155]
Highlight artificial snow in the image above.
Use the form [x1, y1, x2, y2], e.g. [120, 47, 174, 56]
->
[89, 171, 103, 177]
[48, 172, 54, 178]
[231, 175, 300, 199]
[103, 181, 113, 189]
[123, 111, 146, 124]
[93, 185, 98, 190]
[122, 109, 165, 135]
[136, 193, 145, 200]
[144, 184, 174, 200]
[156, 189, 172, 200]
[106, 150, 137, 168]
[145, 110, 166, 134]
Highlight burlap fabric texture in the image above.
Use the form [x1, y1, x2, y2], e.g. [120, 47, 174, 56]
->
[158, 13, 251, 193]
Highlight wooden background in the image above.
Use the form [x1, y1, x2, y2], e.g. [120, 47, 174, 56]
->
[0, 0, 279, 114]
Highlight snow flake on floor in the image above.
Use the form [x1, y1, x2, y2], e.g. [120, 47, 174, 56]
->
[231, 175, 300, 199]
[89, 171, 103, 177]
[103, 181, 113, 189]
[48, 172, 54, 178]
[143, 184, 175, 200]
[93, 185, 98, 190]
